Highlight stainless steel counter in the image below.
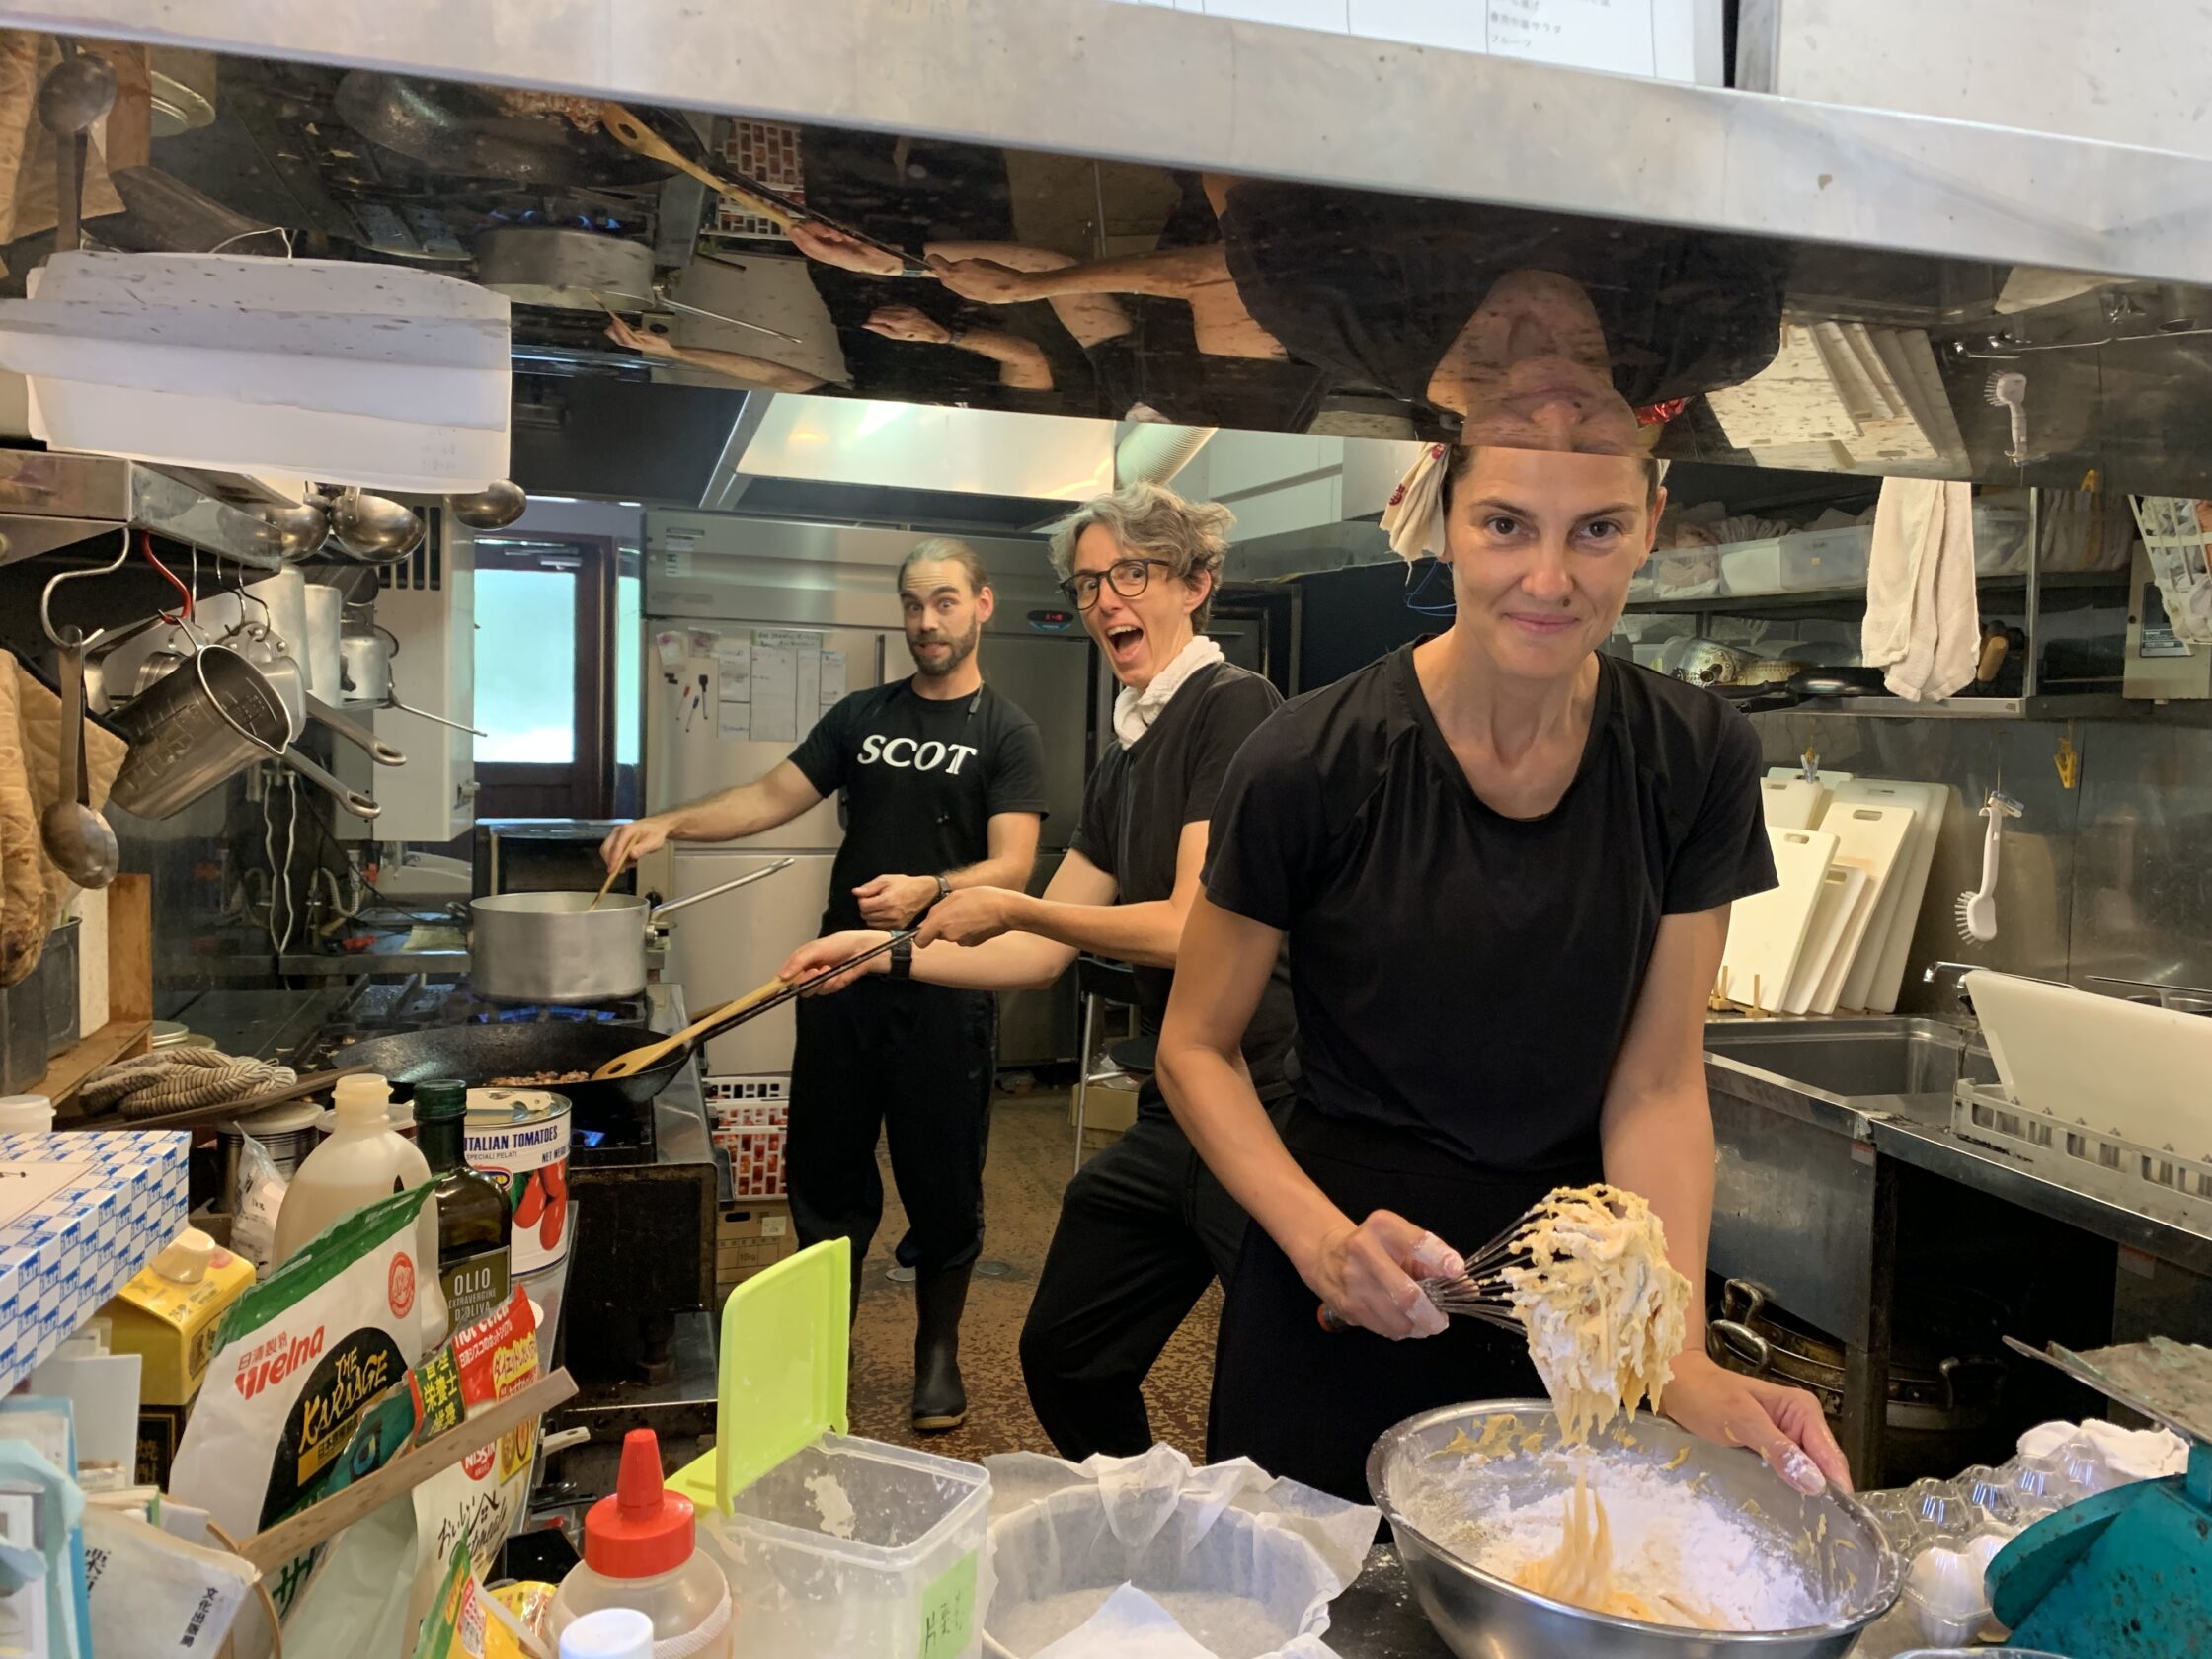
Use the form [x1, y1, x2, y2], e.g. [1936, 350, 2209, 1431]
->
[1870, 1104, 2212, 1280]
[1700, 1012, 2212, 1485]
[1704, 1014, 2212, 1277]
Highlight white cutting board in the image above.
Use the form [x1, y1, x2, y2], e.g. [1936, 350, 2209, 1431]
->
[1768, 765, 1855, 789]
[1782, 864, 1870, 1016]
[1830, 778, 1948, 1013]
[1816, 802, 1916, 1011]
[1760, 777, 1829, 830]
[1807, 865, 1882, 1014]
[1720, 827, 1836, 1013]
[1967, 972, 2212, 1153]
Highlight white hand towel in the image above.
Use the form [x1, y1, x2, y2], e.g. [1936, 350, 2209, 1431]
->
[1862, 477, 1978, 702]
[1114, 634, 1224, 748]
[1380, 443, 1450, 563]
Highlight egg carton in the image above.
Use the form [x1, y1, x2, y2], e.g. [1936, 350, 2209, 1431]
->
[1952, 1079, 2212, 1223]
[1859, 1421, 2190, 1650]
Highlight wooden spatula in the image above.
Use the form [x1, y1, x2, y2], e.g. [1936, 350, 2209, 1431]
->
[590, 932, 915, 1080]
[592, 976, 794, 1080]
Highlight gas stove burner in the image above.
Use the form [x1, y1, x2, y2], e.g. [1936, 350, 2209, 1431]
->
[475, 1003, 625, 1024]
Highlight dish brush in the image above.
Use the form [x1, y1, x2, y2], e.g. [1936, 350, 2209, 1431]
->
[1956, 790, 2023, 943]
[1986, 370, 2030, 467]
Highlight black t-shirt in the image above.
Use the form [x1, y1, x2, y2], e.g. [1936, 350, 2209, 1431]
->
[1203, 646, 1775, 1174]
[1070, 663, 1298, 1091]
[1217, 182, 1785, 421]
[790, 679, 1050, 933]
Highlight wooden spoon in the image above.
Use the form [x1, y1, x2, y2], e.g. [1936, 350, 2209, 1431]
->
[585, 862, 621, 913]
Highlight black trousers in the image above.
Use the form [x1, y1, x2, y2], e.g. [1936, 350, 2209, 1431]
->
[1208, 1105, 1601, 1503]
[1020, 1091, 1258, 1461]
[787, 976, 997, 1275]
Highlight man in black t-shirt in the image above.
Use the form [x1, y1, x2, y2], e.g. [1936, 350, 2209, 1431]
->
[602, 540, 1048, 1433]
[777, 483, 1296, 1460]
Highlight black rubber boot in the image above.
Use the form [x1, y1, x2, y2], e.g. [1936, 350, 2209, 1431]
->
[911, 1264, 973, 1434]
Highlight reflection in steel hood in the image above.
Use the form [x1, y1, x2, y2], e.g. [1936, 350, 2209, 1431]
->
[729, 396, 1115, 503]
[0, 449, 289, 570]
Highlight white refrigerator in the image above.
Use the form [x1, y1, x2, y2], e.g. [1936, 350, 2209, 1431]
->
[644, 622, 890, 1080]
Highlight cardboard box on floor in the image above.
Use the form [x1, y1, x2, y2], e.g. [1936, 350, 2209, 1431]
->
[1071, 1080, 1139, 1154]
[716, 1200, 797, 1295]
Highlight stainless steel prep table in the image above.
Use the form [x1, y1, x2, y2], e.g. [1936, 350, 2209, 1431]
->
[1704, 1014, 2212, 1485]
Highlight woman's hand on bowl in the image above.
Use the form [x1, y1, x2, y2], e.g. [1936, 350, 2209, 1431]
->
[1661, 1351, 1853, 1495]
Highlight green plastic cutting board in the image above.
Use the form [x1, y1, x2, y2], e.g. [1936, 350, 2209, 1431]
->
[669, 1237, 850, 1513]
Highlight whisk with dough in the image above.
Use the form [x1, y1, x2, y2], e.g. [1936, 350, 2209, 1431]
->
[1319, 1183, 1692, 1443]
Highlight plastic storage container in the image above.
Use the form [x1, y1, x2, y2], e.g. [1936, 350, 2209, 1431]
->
[271, 1073, 446, 1344]
[1779, 524, 1875, 592]
[550, 1429, 733, 1659]
[701, 1434, 991, 1659]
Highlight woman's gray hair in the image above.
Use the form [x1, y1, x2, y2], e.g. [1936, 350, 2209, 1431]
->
[1048, 481, 1235, 630]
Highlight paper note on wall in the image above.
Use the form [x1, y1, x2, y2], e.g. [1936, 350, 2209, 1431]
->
[819, 650, 846, 720]
[750, 646, 800, 743]
[796, 649, 821, 725]
[717, 685, 751, 741]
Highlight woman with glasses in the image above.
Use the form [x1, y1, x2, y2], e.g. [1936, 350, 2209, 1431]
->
[778, 481, 1296, 1458]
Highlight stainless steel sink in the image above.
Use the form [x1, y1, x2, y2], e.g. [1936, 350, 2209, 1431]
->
[1706, 1017, 1995, 1098]
[1703, 1016, 1995, 1137]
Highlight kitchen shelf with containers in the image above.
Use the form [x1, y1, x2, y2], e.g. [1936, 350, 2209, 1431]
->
[1615, 488, 2140, 709]
[1624, 492, 2133, 615]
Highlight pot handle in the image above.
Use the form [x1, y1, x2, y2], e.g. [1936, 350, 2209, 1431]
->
[385, 692, 489, 738]
[276, 746, 380, 820]
[303, 692, 406, 766]
[650, 856, 797, 920]
[1721, 1278, 1773, 1325]
[1709, 1319, 1774, 1376]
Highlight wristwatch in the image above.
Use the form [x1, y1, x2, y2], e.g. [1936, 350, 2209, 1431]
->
[931, 874, 952, 906]
[889, 934, 914, 979]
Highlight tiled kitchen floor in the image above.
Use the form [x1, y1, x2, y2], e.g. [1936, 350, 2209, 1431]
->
[844, 1087, 1219, 1462]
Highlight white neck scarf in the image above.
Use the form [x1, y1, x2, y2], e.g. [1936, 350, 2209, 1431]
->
[1114, 634, 1224, 748]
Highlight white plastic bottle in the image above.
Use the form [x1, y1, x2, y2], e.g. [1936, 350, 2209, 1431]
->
[559, 1609, 655, 1659]
[548, 1429, 733, 1659]
[272, 1073, 447, 1345]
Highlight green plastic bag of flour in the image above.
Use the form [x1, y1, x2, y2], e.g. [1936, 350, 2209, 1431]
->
[168, 1183, 434, 1611]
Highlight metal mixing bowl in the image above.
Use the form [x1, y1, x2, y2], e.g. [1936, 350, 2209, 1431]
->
[1368, 1401, 1900, 1659]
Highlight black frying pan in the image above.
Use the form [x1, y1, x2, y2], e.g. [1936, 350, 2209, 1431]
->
[1718, 666, 1888, 714]
[325, 1022, 684, 1121]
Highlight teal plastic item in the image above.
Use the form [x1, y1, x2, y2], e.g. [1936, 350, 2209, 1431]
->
[669, 1237, 850, 1513]
[1989, 1442, 2212, 1659]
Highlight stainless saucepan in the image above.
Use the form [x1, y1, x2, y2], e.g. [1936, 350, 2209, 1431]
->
[469, 857, 797, 1004]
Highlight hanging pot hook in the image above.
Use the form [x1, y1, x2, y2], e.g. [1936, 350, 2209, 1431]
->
[39, 525, 131, 647]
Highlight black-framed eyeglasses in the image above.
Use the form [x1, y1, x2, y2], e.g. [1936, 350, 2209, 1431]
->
[1060, 557, 1174, 610]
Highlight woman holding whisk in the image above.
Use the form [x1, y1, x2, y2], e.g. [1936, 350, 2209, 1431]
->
[1156, 440, 1852, 1503]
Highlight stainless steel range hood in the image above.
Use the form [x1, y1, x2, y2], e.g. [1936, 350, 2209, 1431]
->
[0, 449, 289, 569]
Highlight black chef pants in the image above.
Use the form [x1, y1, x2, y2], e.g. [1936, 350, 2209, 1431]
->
[1208, 1105, 1600, 1503]
[1019, 1093, 1250, 1460]
[787, 976, 996, 1276]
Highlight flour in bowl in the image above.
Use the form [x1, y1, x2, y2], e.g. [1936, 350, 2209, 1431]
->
[1419, 1457, 1824, 1632]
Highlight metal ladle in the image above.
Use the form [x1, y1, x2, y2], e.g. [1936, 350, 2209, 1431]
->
[330, 487, 426, 560]
[37, 41, 117, 255]
[40, 630, 119, 888]
[445, 479, 526, 529]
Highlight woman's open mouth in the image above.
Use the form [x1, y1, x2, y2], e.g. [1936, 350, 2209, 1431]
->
[1105, 622, 1146, 664]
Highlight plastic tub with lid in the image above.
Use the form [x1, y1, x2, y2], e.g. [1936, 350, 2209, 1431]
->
[674, 1238, 993, 1659]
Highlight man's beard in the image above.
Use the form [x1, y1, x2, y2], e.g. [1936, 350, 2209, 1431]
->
[909, 617, 981, 677]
